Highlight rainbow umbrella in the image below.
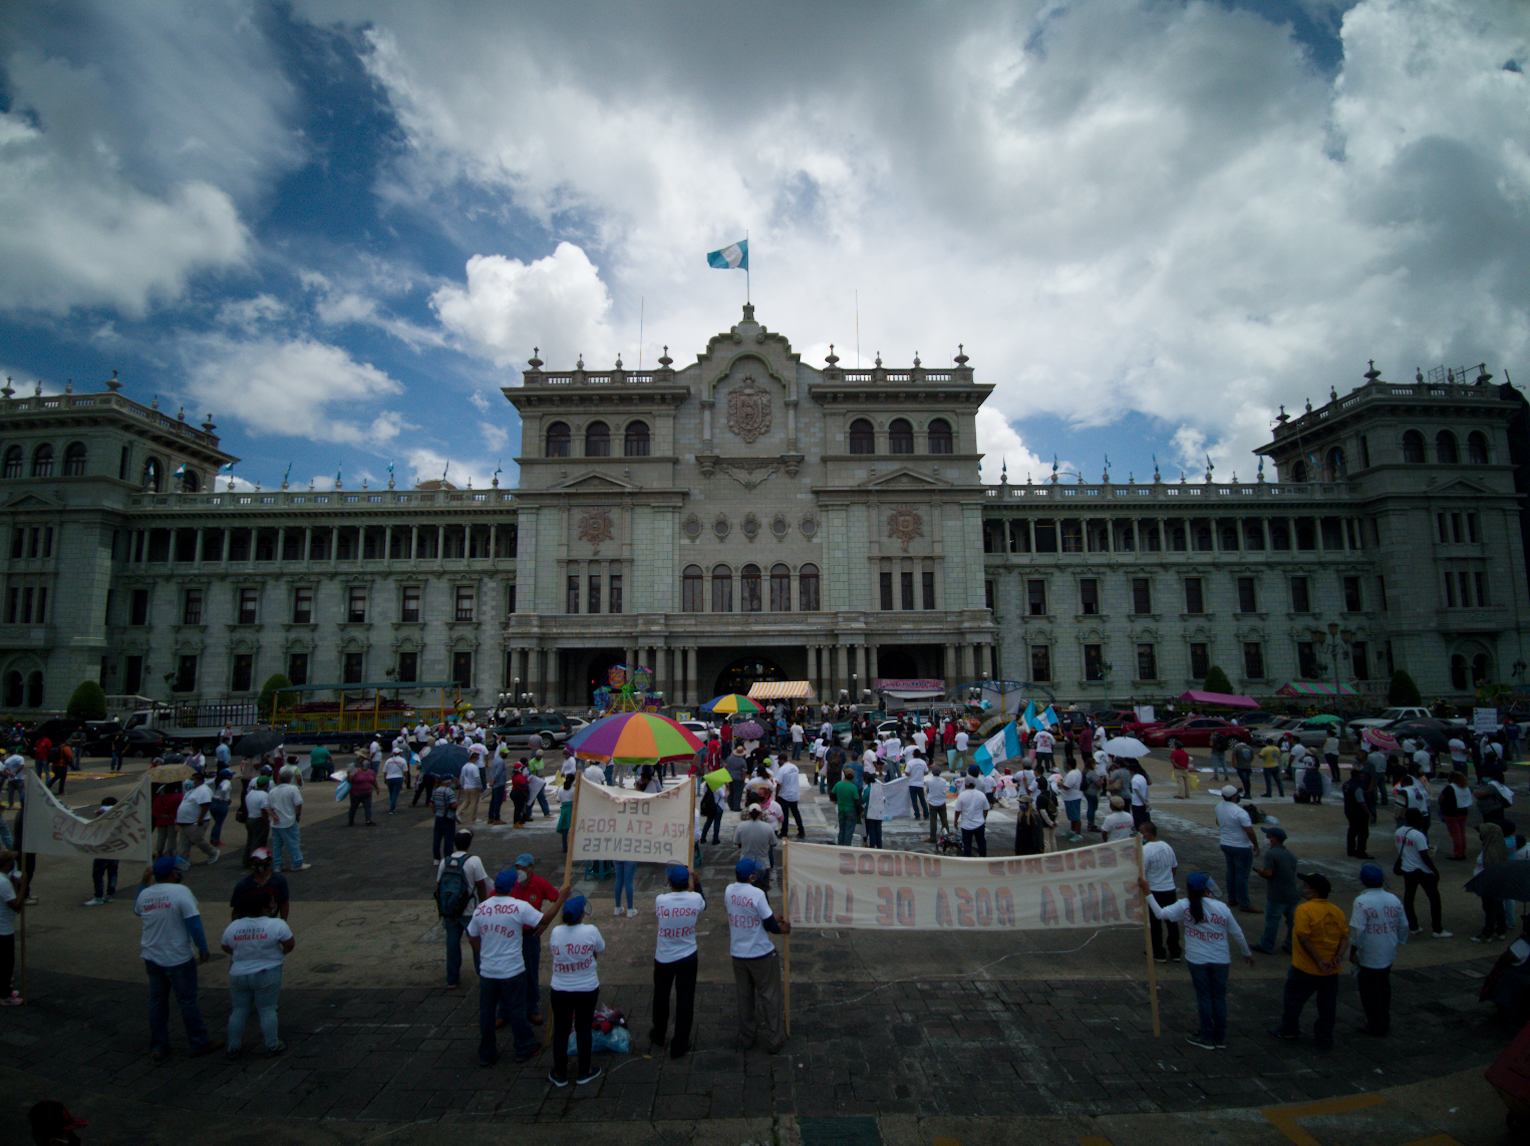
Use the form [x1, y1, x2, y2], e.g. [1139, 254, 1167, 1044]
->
[701, 693, 762, 716]
[566, 712, 705, 764]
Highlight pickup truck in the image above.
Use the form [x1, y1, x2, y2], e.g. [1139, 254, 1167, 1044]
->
[1347, 707, 1434, 739]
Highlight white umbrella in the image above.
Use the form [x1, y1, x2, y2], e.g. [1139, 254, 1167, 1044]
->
[1103, 736, 1150, 758]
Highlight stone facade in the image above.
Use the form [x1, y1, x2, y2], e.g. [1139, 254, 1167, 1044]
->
[0, 314, 1525, 712]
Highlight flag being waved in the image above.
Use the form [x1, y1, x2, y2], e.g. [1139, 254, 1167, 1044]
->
[706, 239, 749, 270]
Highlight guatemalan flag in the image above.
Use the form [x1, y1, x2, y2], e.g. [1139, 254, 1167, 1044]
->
[1022, 701, 1060, 732]
[706, 239, 749, 271]
[974, 723, 1020, 775]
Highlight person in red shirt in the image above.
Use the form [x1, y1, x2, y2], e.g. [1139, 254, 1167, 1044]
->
[511, 852, 561, 1025]
[1170, 744, 1194, 799]
[151, 783, 184, 858]
[346, 758, 377, 826]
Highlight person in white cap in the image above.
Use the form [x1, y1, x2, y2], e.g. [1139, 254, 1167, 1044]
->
[1215, 785, 1260, 913]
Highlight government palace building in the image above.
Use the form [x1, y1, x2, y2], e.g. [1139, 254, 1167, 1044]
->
[2, 304, 1527, 714]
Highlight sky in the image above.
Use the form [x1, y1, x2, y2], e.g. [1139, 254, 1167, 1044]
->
[1, 0, 1526, 490]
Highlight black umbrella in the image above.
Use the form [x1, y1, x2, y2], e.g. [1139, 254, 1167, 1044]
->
[420, 743, 472, 780]
[1465, 861, 1530, 901]
[234, 729, 286, 758]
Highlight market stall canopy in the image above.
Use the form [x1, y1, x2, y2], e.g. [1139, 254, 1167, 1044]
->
[1275, 680, 1358, 698]
[875, 678, 948, 700]
[746, 681, 814, 701]
[1177, 689, 1259, 710]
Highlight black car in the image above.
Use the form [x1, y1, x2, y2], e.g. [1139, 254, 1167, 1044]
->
[78, 721, 167, 759]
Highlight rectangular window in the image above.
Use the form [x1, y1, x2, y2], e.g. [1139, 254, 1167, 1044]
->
[1183, 577, 1204, 614]
[1236, 576, 1257, 614]
[880, 571, 894, 611]
[1269, 519, 1291, 550]
[1437, 512, 1449, 544]
[401, 585, 421, 623]
[712, 571, 732, 613]
[182, 589, 203, 625]
[1445, 573, 1457, 608]
[237, 587, 258, 625]
[506, 583, 517, 614]
[337, 651, 361, 683]
[1452, 513, 1464, 543]
[1136, 643, 1157, 681]
[292, 587, 313, 624]
[800, 570, 819, 612]
[1459, 571, 1473, 607]
[5, 588, 17, 624]
[1189, 642, 1210, 680]
[173, 654, 198, 693]
[34, 587, 45, 623]
[1033, 520, 1057, 553]
[396, 650, 418, 683]
[682, 571, 702, 613]
[921, 571, 935, 610]
[588, 574, 602, 615]
[1030, 645, 1052, 683]
[454, 585, 476, 622]
[130, 588, 150, 626]
[1080, 578, 1100, 616]
[1242, 642, 1265, 680]
[231, 653, 253, 693]
[1475, 571, 1488, 607]
[567, 576, 580, 614]
[123, 654, 145, 695]
[451, 651, 473, 690]
[1350, 641, 1369, 681]
[984, 578, 995, 612]
[1377, 575, 1388, 613]
[1343, 575, 1362, 612]
[1468, 512, 1480, 543]
[1297, 640, 1319, 678]
[609, 573, 623, 615]
[1083, 643, 1104, 681]
[900, 571, 914, 611]
[8, 529, 20, 560]
[1290, 576, 1311, 613]
[1027, 579, 1047, 617]
[346, 586, 366, 623]
[1131, 577, 1152, 615]
[286, 652, 309, 686]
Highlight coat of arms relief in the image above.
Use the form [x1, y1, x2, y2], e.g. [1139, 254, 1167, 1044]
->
[726, 377, 772, 443]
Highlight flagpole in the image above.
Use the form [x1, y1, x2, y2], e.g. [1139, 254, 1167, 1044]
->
[1137, 835, 1162, 1038]
[561, 769, 586, 887]
[745, 228, 751, 305]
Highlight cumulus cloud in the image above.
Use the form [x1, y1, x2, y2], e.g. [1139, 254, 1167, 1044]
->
[974, 407, 1054, 485]
[403, 447, 497, 490]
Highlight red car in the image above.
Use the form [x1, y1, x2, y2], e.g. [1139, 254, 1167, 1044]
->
[1139, 716, 1254, 750]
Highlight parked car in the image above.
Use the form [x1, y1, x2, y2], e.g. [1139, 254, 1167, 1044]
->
[1380, 718, 1457, 753]
[493, 712, 573, 748]
[678, 719, 711, 741]
[1347, 706, 1436, 740]
[1089, 709, 1140, 735]
[1286, 718, 1344, 750]
[1140, 716, 1255, 750]
[78, 721, 167, 758]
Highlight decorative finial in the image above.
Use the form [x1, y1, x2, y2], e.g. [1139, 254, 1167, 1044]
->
[1257, 456, 1265, 482]
[874, 350, 882, 368]
[913, 350, 921, 368]
[1304, 397, 1312, 413]
[149, 393, 159, 409]
[1364, 359, 1380, 382]
[615, 354, 623, 370]
[35, 380, 43, 397]
[201, 413, 216, 433]
[1152, 453, 1161, 482]
[1102, 454, 1110, 483]
[1127, 471, 1134, 484]
[658, 344, 673, 369]
[492, 463, 502, 489]
[307, 476, 315, 490]
[1000, 457, 1008, 485]
[64, 378, 73, 395]
[742, 301, 755, 321]
[527, 347, 543, 370]
[106, 368, 121, 393]
[1447, 367, 1456, 383]
[576, 353, 584, 370]
[176, 405, 185, 421]
[1180, 469, 1187, 484]
[1329, 385, 1337, 401]
[954, 343, 969, 367]
[1276, 403, 1288, 423]
[254, 481, 261, 492]
[1, 377, 12, 400]
[1476, 363, 1493, 385]
[1025, 471, 1032, 485]
[1416, 367, 1424, 383]
[362, 477, 369, 491]
[825, 343, 838, 367]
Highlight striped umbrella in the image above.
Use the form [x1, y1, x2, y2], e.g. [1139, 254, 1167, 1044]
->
[700, 693, 762, 716]
[566, 712, 705, 764]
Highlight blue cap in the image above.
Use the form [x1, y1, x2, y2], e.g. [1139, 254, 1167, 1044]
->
[1359, 863, 1385, 887]
[1186, 872, 1211, 893]
[493, 868, 518, 894]
[735, 858, 758, 881]
[152, 855, 178, 879]
[666, 864, 691, 886]
[514, 853, 535, 868]
[562, 894, 588, 923]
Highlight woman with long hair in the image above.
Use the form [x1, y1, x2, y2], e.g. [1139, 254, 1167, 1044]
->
[1139, 871, 1253, 1050]
[1473, 822, 1512, 942]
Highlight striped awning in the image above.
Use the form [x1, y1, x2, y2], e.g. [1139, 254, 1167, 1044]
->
[1275, 679, 1359, 698]
[746, 680, 815, 700]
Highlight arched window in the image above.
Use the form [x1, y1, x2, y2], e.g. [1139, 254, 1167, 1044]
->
[740, 564, 762, 612]
[2, 446, 21, 479]
[848, 418, 874, 455]
[1402, 430, 1426, 464]
[769, 563, 791, 611]
[584, 421, 610, 457]
[1326, 447, 1346, 480]
[62, 441, 87, 476]
[1450, 654, 1468, 691]
[799, 564, 821, 611]
[1, 671, 20, 707]
[1436, 430, 1458, 464]
[1467, 431, 1490, 465]
[681, 565, 703, 613]
[928, 418, 953, 454]
[25, 670, 43, 708]
[1473, 653, 1491, 686]
[545, 421, 570, 458]
[710, 565, 733, 613]
[623, 421, 650, 457]
[1290, 459, 1309, 483]
[182, 468, 200, 493]
[889, 418, 914, 454]
[31, 444, 53, 478]
[143, 456, 162, 492]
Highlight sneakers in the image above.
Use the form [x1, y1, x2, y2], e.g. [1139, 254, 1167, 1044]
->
[0, 991, 24, 1007]
[1268, 1028, 1298, 1041]
[292, 863, 312, 872]
[82, 897, 106, 907]
[576, 1066, 603, 1085]
[104, 895, 114, 903]
[1185, 1034, 1216, 1050]
[614, 906, 624, 916]
[626, 907, 639, 918]
[548, 1071, 570, 1088]
[1433, 930, 1453, 939]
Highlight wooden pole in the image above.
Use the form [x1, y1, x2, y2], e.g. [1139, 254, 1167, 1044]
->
[1137, 835, 1161, 1038]
[689, 770, 700, 871]
[560, 768, 586, 887]
[782, 838, 792, 1036]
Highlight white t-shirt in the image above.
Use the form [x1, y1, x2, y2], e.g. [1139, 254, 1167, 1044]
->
[1215, 800, 1253, 848]
[1059, 769, 1083, 802]
[1130, 772, 1150, 809]
[1147, 896, 1250, 963]
[221, 915, 293, 975]
[1034, 730, 1056, 754]
[382, 755, 407, 780]
[437, 851, 489, 918]
[774, 762, 801, 802]
[923, 774, 949, 806]
[954, 787, 988, 830]
[136, 882, 201, 965]
[460, 761, 482, 790]
[1413, 749, 1433, 776]
[548, 922, 605, 991]
[1101, 811, 1135, 840]
[244, 787, 270, 821]
[1142, 840, 1178, 892]
[1395, 826, 1432, 873]
[175, 784, 212, 825]
[790, 724, 804, 744]
[905, 757, 928, 786]
[1349, 888, 1409, 968]
[267, 784, 303, 829]
[914, 730, 928, 752]
[582, 765, 607, 787]
[1448, 738, 1467, 763]
[0, 873, 17, 937]
[726, 881, 776, 959]
[465, 896, 543, 978]
[955, 731, 970, 752]
[655, 890, 706, 963]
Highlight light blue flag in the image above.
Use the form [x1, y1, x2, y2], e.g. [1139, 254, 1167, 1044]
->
[974, 724, 1020, 775]
[1021, 699, 1040, 731]
[706, 239, 749, 271]
[1037, 704, 1060, 730]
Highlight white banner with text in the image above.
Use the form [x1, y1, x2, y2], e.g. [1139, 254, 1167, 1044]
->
[569, 777, 695, 865]
[22, 771, 153, 861]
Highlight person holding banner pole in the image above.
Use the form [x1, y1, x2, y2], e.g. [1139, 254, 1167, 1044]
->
[1139, 871, 1253, 1050]
[650, 864, 705, 1059]
[726, 858, 790, 1053]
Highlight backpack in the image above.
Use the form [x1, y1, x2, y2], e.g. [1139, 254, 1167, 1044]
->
[436, 854, 472, 919]
[700, 786, 719, 817]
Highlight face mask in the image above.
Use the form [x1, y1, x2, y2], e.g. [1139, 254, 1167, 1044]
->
[516, 869, 529, 883]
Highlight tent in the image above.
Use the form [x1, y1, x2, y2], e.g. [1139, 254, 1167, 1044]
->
[746, 680, 815, 701]
[1176, 689, 1259, 710]
[1276, 680, 1358, 698]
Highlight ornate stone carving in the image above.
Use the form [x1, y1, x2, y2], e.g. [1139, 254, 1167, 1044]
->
[887, 506, 924, 552]
[800, 515, 818, 539]
[770, 513, 790, 540]
[726, 376, 772, 443]
[682, 513, 702, 540]
[742, 513, 760, 541]
[577, 507, 614, 554]
[713, 514, 731, 540]
[720, 461, 777, 491]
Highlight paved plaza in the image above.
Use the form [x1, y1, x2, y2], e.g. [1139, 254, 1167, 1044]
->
[0, 749, 1520, 1144]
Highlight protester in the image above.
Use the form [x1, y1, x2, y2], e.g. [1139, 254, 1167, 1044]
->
[1232, 739, 1255, 799]
[221, 887, 295, 1058]
[1058, 759, 1084, 840]
[774, 755, 805, 839]
[831, 768, 860, 846]
[1472, 823, 1512, 942]
[651, 864, 705, 1059]
[209, 770, 233, 849]
[468, 868, 564, 1067]
[240, 775, 272, 868]
[437, 829, 490, 989]
[547, 894, 605, 1087]
[486, 750, 509, 825]
[135, 856, 217, 1061]
[1139, 821, 1180, 963]
[1349, 862, 1408, 1036]
[230, 848, 290, 921]
[267, 767, 309, 873]
[82, 798, 121, 906]
[1395, 808, 1450, 938]
[1252, 826, 1299, 956]
[726, 858, 791, 1053]
[612, 859, 638, 917]
[1140, 871, 1252, 1050]
[1440, 772, 1473, 861]
[382, 749, 409, 815]
[1214, 786, 1260, 913]
[1342, 768, 1373, 859]
[1169, 743, 1192, 800]
[557, 775, 576, 852]
[0, 848, 23, 1005]
[735, 805, 778, 889]
[307, 742, 332, 784]
[346, 757, 377, 827]
[459, 753, 484, 826]
[174, 773, 219, 866]
[954, 778, 989, 857]
[1270, 872, 1348, 1050]
[1013, 794, 1051, 856]
[1259, 738, 1284, 798]
[431, 775, 458, 863]
[1099, 795, 1135, 842]
[924, 764, 950, 844]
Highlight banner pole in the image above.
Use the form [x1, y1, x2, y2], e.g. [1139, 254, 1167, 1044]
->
[1137, 835, 1161, 1038]
[689, 768, 700, 872]
[782, 839, 792, 1036]
[561, 766, 585, 887]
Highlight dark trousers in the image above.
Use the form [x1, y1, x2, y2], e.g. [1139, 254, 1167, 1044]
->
[961, 825, 987, 857]
[488, 784, 506, 822]
[1346, 812, 1370, 857]
[511, 789, 530, 824]
[1149, 889, 1181, 959]
[479, 973, 534, 1064]
[1262, 768, 1284, 797]
[727, 779, 743, 812]
[651, 953, 698, 1056]
[432, 817, 455, 861]
[413, 775, 437, 807]
[1235, 768, 1253, 798]
[242, 816, 269, 867]
[909, 785, 928, 820]
[348, 793, 373, 825]
[387, 777, 403, 812]
[865, 818, 883, 849]
[927, 804, 949, 842]
[778, 798, 805, 838]
[0, 934, 13, 997]
[703, 809, 724, 844]
[1131, 804, 1149, 828]
[522, 931, 543, 1018]
[1279, 967, 1338, 1047]
[92, 859, 119, 899]
[145, 958, 211, 1054]
[1402, 869, 1443, 932]
[550, 986, 599, 1079]
[1357, 965, 1392, 1034]
[1187, 960, 1229, 1043]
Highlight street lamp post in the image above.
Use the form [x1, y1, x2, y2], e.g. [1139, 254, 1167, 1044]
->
[1311, 622, 1355, 710]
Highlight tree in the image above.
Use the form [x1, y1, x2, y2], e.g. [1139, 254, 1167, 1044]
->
[257, 673, 294, 719]
[1202, 665, 1234, 694]
[66, 679, 107, 721]
[1387, 669, 1422, 707]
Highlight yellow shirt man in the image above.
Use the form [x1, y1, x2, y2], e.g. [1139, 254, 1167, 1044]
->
[1292, 897, 1348, 976]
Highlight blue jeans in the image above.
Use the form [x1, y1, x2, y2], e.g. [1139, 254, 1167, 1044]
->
[1260, 899, 1295, 952]
[837, 812, 856, 845]
[1187, 961, 1229, 1043]
[1084, 791, 1099, 827]
[1221, 845, 1253, 909]
[909, 785, 928, 819]
[145, 958, 211, 1054]
[92, 859, 119, 899]
[1063, 799, 1082, 828]
[270, 823, 304, 870]
[522, 931, 543, 1018]
[443, 917, 478, 986]
[479, 973, 535, 1064]
[613, 860, 637, 909]
[488, 784, 506, 822]
[209, 800, 230, 846]
[1210, 751, 1229, 780]
[386, 777, 403, 812]
[227, 965, 283, 1050]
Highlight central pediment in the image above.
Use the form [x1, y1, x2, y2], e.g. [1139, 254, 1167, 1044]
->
[549, 471, 642, 492]
[859, 467, 951, 489]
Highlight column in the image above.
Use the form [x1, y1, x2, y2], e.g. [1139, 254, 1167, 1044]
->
[653, 644, 666, 697]
[867, 643, 880, 686]
[805, 646, 818, 699]
[944, 643, 957, 688]
[384, 524, 392, 562]
[193, 529, 204, 564]
[959, 643, 974, 682]
[852, 645, 866, 700]
[685, 647, 698, 706]
[410, 525, 418, 560]
[1262, 516, 1272, 551]
[302, 526, 312, 562]
[329, 526, 338, 564]
[526, 644, 541, 705]
[835, 645, 849, 698]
